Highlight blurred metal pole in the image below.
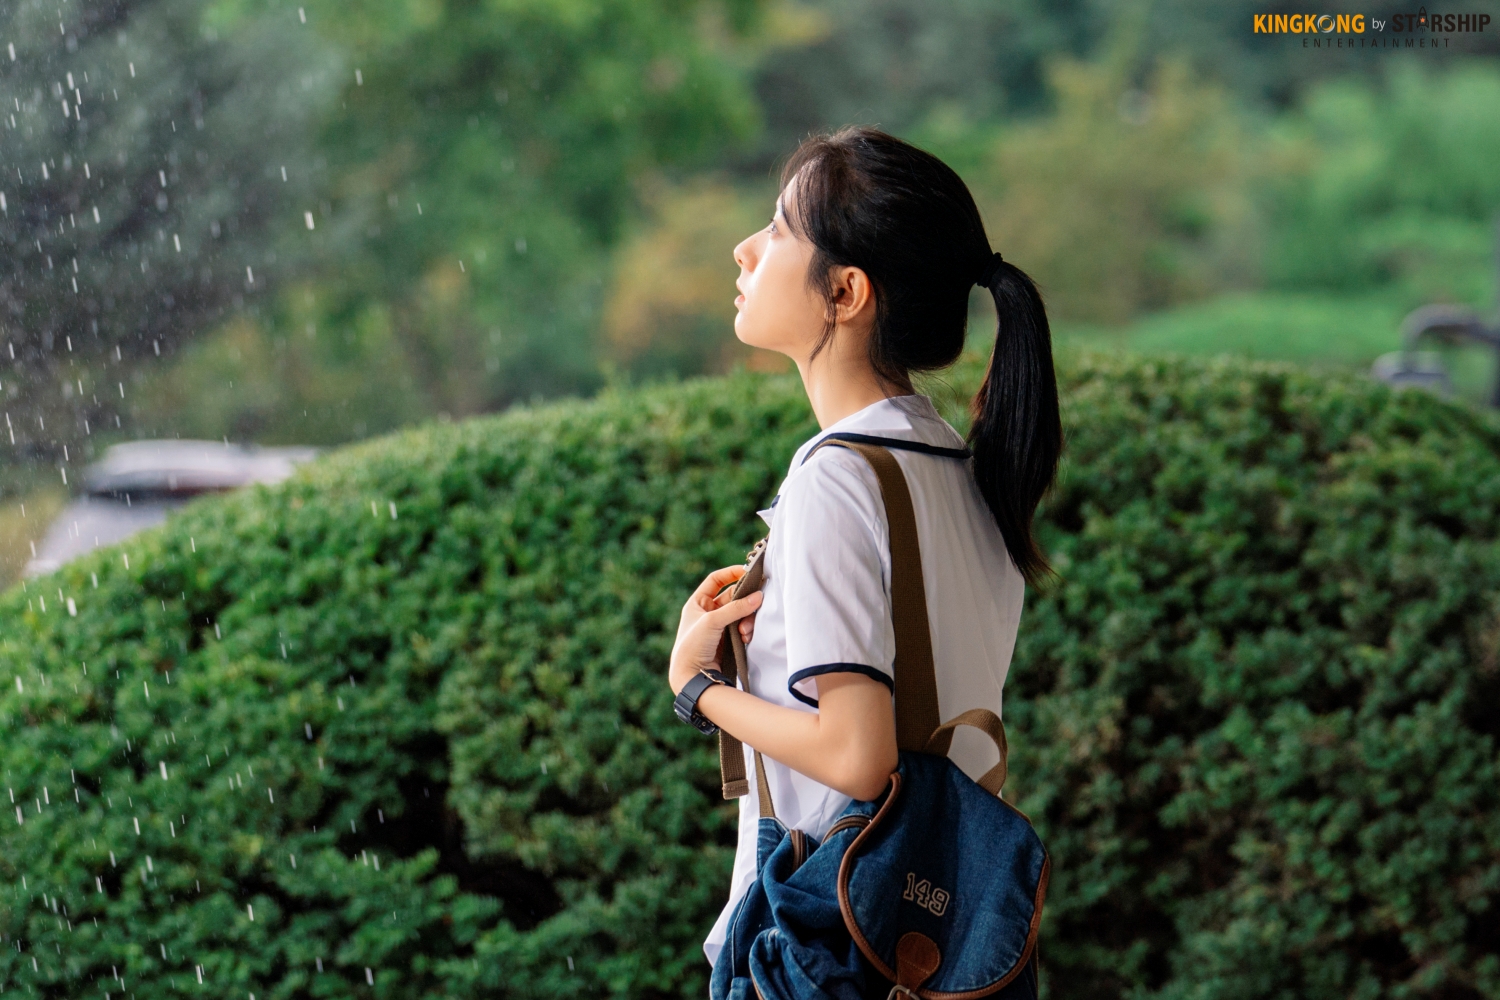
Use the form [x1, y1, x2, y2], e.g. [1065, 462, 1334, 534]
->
[1381, 214, 1500, 407]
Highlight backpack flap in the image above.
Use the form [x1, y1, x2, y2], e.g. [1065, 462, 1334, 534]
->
[837, 752, 1048, 997]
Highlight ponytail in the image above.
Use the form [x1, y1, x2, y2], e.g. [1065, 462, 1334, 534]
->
[970, 253, 1062, 585]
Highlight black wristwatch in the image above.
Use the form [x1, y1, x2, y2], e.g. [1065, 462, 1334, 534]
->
[674, 669, 731, 735]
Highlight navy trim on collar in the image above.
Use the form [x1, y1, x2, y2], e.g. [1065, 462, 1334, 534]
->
[800, 431, 972, 466]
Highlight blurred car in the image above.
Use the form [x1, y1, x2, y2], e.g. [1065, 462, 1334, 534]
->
[24, 440, 317, 577]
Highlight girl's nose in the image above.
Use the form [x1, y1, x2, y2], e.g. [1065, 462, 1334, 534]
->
[733, 235, 757, 272]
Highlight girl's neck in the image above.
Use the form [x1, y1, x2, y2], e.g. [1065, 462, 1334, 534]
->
[795, 332, 914, 429]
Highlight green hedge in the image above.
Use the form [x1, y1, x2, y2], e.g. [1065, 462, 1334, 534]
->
[3, 354, 1500, 999]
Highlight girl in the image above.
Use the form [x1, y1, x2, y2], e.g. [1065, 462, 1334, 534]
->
[664, 126, 1062, 969]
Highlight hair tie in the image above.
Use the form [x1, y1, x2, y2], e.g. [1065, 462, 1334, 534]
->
[975, 251, 1005, 288]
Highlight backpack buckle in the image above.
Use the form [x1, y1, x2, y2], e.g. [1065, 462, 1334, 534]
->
[886, 989, 918, 1000]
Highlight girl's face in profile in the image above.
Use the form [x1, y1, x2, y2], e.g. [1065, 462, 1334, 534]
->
[732, 178, 828, 363]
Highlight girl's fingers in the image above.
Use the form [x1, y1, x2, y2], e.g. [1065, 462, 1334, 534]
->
[696, 565, 746, 601]
[705, 591, 762, 630]
[675, 593, 761, 675]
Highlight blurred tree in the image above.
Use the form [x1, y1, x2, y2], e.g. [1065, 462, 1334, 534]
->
[313, 0, 768, 406]
[602, 176, 786, 379]
[739, 0, 1500, 168]
[740, 0, 1109, 170]
[132, 0, 771, 445]
[0, 0, 342, 466]
[1263, 62, 1500, 306]
[974, 52, 1258, 323]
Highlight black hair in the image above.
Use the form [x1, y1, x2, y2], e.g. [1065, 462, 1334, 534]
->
[780, 126, 1062, 584]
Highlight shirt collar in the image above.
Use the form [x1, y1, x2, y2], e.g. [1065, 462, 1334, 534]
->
[789, 394, 963, 470]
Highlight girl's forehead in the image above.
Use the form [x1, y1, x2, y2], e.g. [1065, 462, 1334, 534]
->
[778, 172, 802, 216]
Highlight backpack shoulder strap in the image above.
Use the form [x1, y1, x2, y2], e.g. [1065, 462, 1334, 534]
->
[719, 543, 779, 817]
[717, 541, 764, 799]
[809, 438, 941, 752]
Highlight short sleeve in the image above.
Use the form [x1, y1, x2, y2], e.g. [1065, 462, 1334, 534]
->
[775, 447, 896, 707]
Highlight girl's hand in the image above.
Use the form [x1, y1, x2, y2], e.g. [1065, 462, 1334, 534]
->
[668, 566, 764, 695]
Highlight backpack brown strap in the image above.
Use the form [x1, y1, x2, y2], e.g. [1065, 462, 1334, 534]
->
[813, 439, 942, 753]
[924, 707, 1009, 795]
[721, 545, 780, 817]
[718, 542, 765, 799]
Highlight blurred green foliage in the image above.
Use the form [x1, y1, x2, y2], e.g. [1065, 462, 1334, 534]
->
[972, 57, 1500, 325]
[8, 0, 1500, 463]
[972, 52, 1256, 324]
[1262, 63, 1500, 301]
[6, 355, 1500, 997]
[138, 0, 767, 445]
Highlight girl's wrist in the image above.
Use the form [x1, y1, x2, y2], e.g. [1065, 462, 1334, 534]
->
[668, 650, 700, 695]
[695, 678, 732, 721]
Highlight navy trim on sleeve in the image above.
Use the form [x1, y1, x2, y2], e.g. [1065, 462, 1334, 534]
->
[786, 663, 895, 708]
[801, 431, 971, 465]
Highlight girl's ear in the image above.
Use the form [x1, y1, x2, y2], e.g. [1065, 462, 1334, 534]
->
[830, 265, 876, 326]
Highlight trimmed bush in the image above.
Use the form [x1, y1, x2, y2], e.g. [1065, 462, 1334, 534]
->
[995, 357, 1500, 999]
[3, 354, 1499, 999]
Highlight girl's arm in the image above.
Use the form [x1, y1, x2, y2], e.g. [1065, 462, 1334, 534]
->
[667, 567, 898, 801]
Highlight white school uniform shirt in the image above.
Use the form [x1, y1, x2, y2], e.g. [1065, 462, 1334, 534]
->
[702, 393, 1026, 967]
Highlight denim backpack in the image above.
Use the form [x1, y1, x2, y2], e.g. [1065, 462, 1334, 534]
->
[709, 436, 1050, 1000]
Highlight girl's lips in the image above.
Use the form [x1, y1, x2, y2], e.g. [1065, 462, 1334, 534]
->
[734, 294, 745, 307]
